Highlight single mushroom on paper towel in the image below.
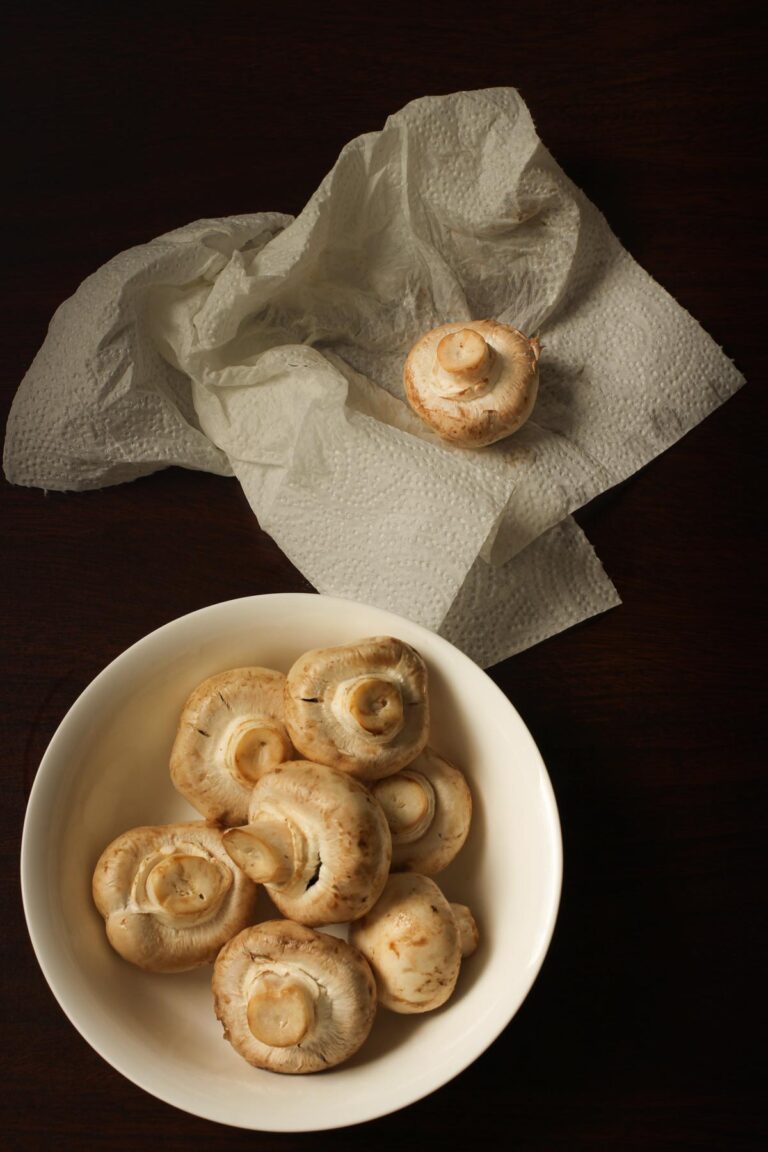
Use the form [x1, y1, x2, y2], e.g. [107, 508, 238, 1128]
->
[222, 760, 392, 925]
[284, 636, 429, 780]
[213, 920, 378, 1074]
[350, 872, 478, 1013]
[92, 822, 259, 972]
[370, 747, 472, 875]
[170, 667, 295, 826]
[404, 319, 541, 448]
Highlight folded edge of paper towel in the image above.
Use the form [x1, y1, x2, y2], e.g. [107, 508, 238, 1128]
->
[440, 515, 622, 667]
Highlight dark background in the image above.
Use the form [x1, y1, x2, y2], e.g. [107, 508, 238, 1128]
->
[2, 2, 765, 1149]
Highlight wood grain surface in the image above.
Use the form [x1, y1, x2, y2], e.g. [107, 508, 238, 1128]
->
[2, 2, 764, 1149]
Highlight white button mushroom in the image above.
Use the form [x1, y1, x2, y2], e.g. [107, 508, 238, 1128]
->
[222, 760, 392, 925]
[404, 319, 541, 448]
[284, 636, 429, 780]
[349, 873, 478, 1013]
[91, 822, 259, 972]
[170, 667, 295, 826]
[370, 747, 472, 875]
[212, 920, 378, 1074]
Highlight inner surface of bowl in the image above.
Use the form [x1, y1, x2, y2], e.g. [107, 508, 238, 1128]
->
[22, 593, 562, 1131]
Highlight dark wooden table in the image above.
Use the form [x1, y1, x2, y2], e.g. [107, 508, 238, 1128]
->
[3, 3, 764, 1149]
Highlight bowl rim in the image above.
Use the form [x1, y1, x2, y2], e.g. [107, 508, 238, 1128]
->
[20, 591, 563, 1131]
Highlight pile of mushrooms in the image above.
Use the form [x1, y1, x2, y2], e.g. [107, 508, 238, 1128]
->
[91, 634, 479, 1074]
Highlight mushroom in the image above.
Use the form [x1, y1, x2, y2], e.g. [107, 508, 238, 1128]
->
[284, 636, 429, 780]
[370, 747, 472, 875]
[170, 666, 295, 826]
[92, 822, 259, 972]
[403, 319, 541, 448]
[222, 760, 392, 925]
[349, 873, 478, 1013]
[213, 920, 378, 1073]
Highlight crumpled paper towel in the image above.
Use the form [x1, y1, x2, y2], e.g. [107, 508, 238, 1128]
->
[4, 89, 744, 666]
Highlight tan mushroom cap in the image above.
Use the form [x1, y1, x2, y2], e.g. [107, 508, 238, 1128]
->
[222, 761, 392, 925]
[284, 637, 429, 780]
[92, 822, 259, 972]
[170, 667, 295, 826]
[349, 873, 478, 1013]
[404, 319, 541, 448]
[212, 920, 378, 1074]
[371, 747, 472, 875]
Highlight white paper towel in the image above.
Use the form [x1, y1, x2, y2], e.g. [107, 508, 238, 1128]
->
[4, 88, 744, 666]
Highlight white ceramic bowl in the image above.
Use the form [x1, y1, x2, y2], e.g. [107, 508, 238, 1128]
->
[21, 593, 562, 1131]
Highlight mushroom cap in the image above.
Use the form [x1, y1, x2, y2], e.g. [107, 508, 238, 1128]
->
[92, 822, 259, 972]
[349, 873, 465, 1013]
[404, 319, 540, 448]
[212, 920, 377, 1074]
[284, 636, 429, 780]
[370, 747, 472, 875]
[225, 760, 392, 925]
[170, 666, 295, 826]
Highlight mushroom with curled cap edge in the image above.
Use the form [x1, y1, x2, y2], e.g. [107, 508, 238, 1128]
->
[284, 636, 429, 780]
[213, 920, 378, 1073]
[170, 666, 295, 826]
[404, 319, 541, 448]
[370, 747, 472, 875]
[91, 822, 259, 972]
[222, 760, 392, 925]
[350, 872, 478, 1013]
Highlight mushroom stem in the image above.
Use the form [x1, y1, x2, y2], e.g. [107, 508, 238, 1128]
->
[372, 770, 436, 845]
[137, 851, 233, 926]
[450, 902, 479, 957]
[434, 328, 493, 397]
[333, 675, 405, 741]
[246, 971, 316, 1048]
[224, 717, 293, 785]
[223, 819, 300, 885]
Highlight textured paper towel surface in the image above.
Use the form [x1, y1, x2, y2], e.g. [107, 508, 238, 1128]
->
[4, 87, 743, 663]
[2, 214, 290, 490]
